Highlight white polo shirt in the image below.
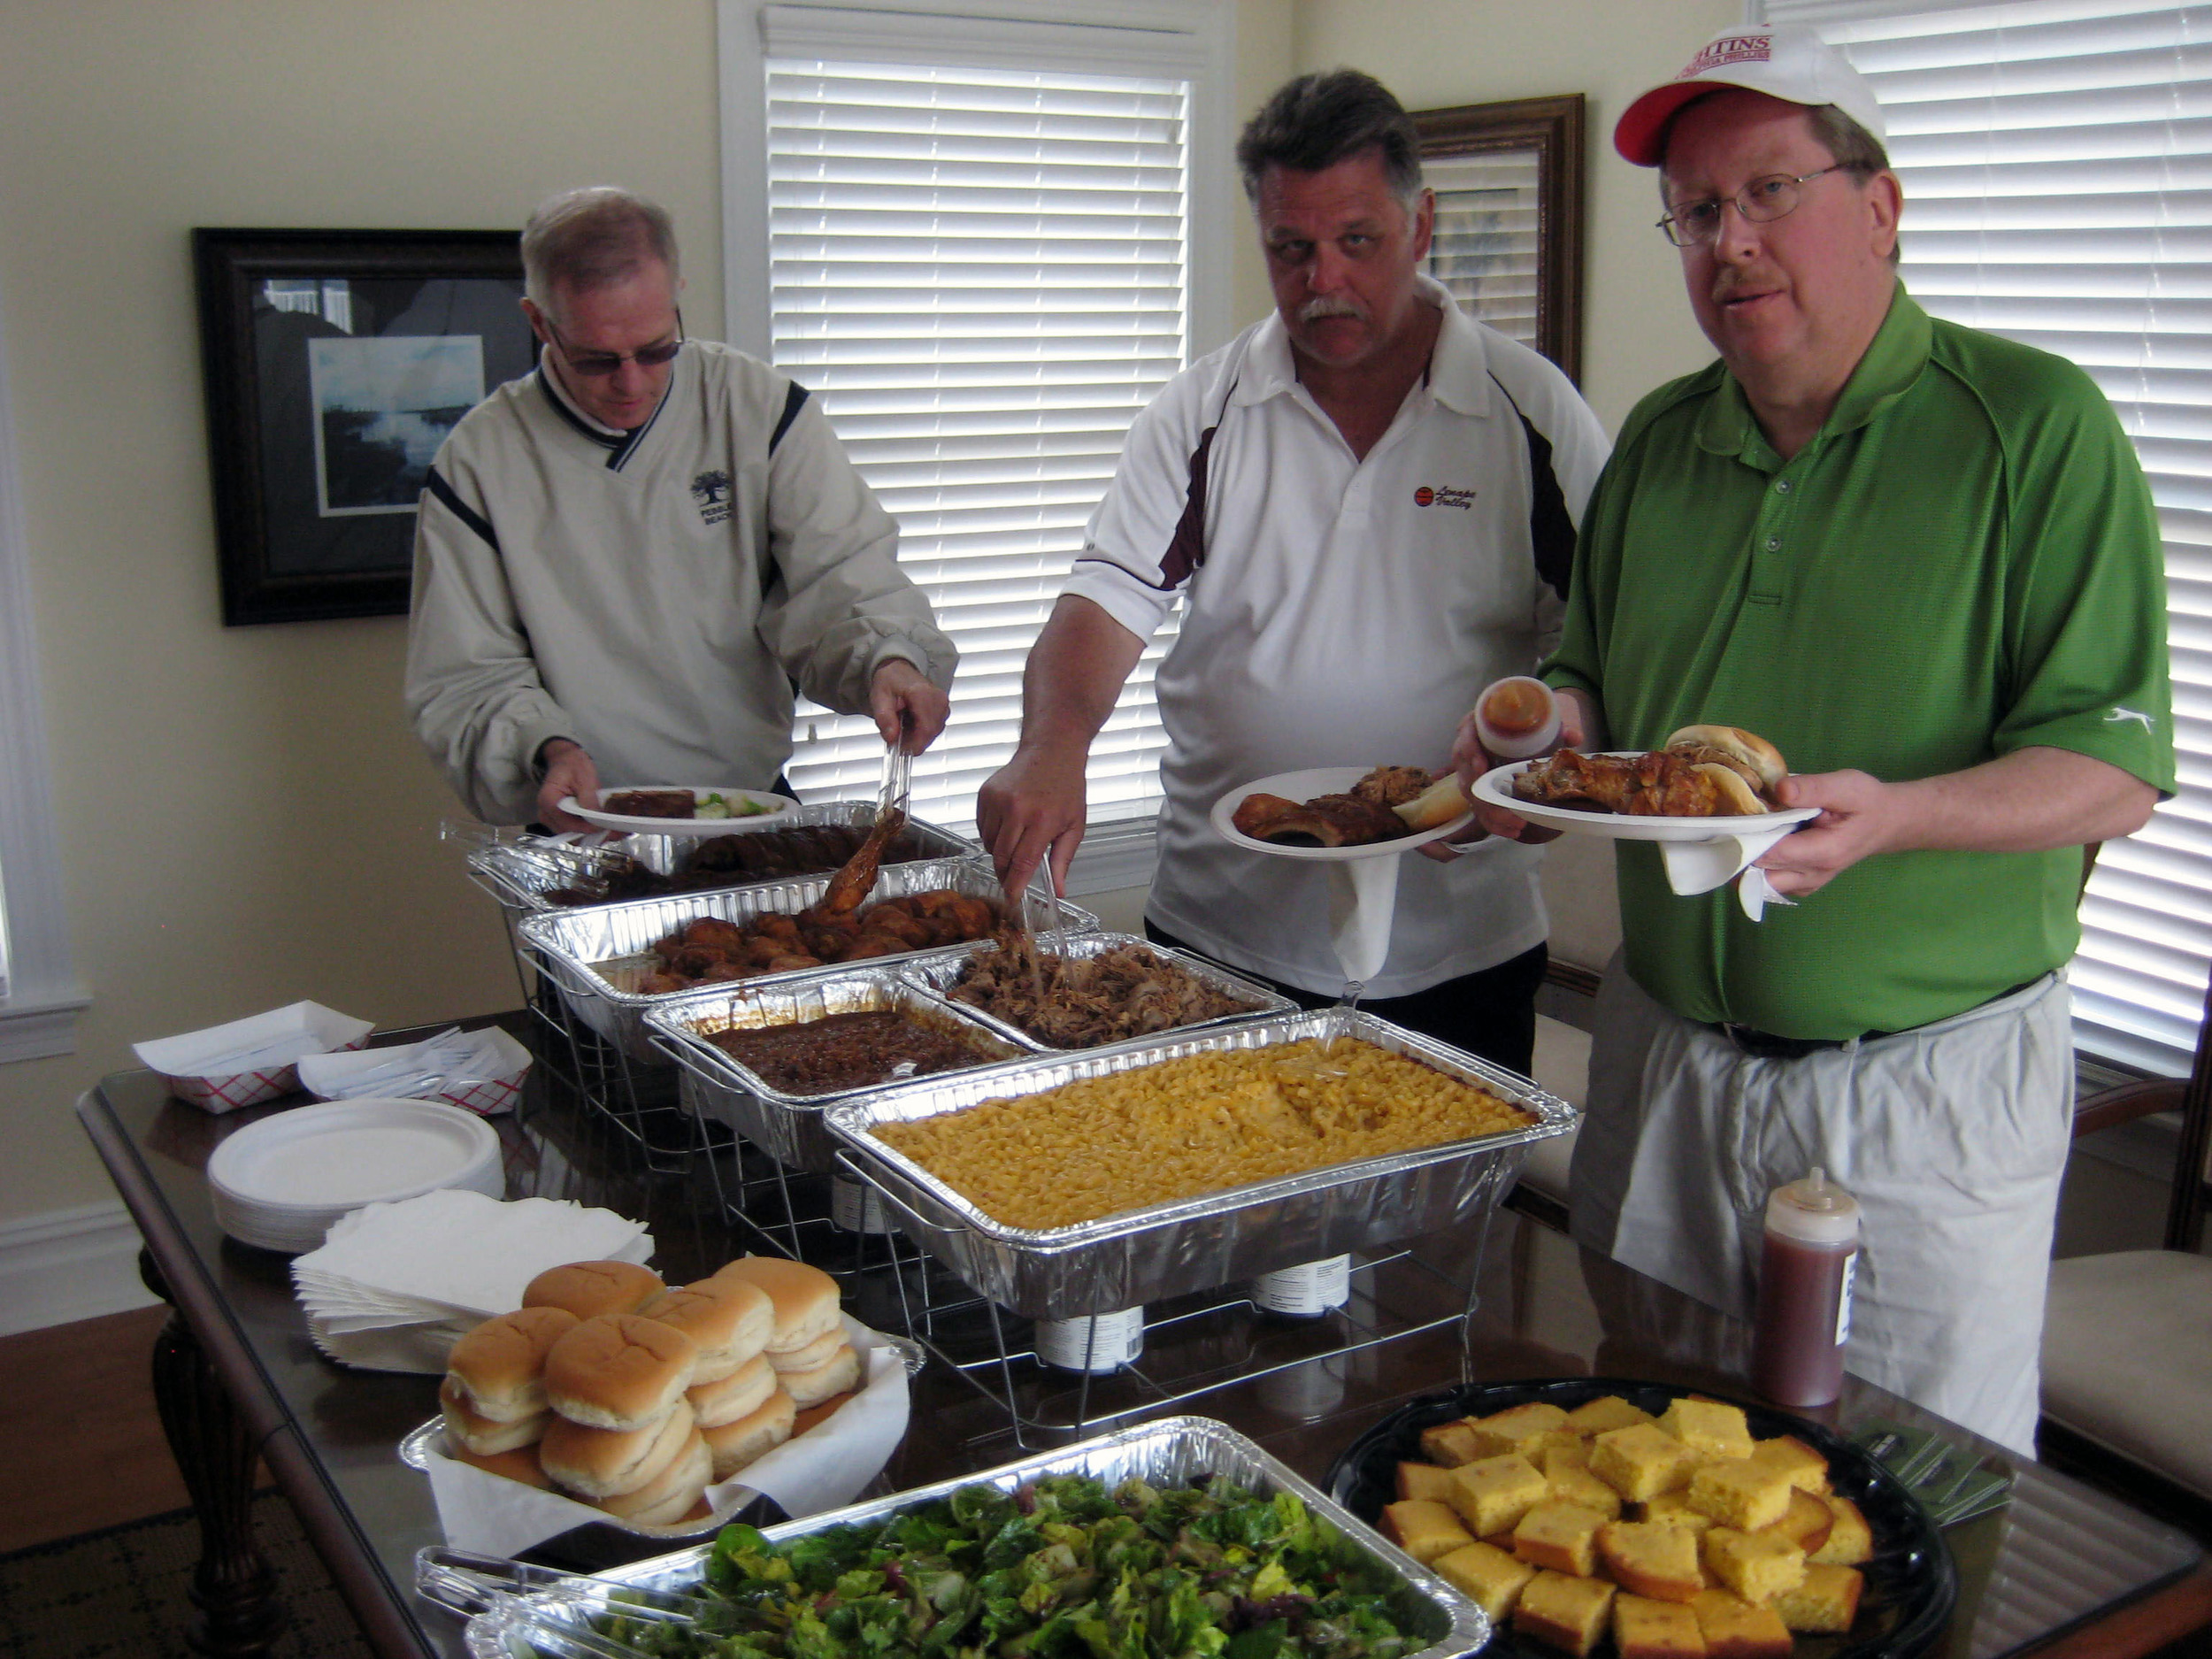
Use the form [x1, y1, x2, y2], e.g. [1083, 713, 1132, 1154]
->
[1065, 279, 1609, 996]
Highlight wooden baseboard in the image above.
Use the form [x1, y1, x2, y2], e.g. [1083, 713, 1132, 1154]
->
[0, 1202, 159, 1336]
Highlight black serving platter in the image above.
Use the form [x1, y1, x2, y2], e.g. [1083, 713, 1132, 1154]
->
[1326, 1377, 1956, 1659]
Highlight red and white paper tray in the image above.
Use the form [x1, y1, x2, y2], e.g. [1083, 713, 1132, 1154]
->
[134, 1001, 376, 1114]
[297, 1026, 534, 1117]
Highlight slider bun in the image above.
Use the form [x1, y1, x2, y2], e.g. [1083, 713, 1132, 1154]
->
[701, 1388, 795, 1480]
[540, 1399, 695, 1499]
[778, 1341, 862, 1409]
[1665, 725, 1787, 793]
[544, 1313, 698, 1431]
[596, 1430, 714, 1526]
[1392, 775, 1471, 832]
[444, 1305, 579, 1422]
[709, 1257, 841, 1354]
[689, 1354, 777, 1428]
[766, 1327, 847, 1375]
[1692, 761, 1768, 816]
[523, 1261, 664, 1322]
[440, 1376, 548, 1455]
[640, 1280, 773, 1382]
[451, 1443, 553, 1489]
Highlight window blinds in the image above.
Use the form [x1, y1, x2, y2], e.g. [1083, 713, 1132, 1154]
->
[1425, 150, 1544, 349]
[763, 56, 1192, 834]
[1759, 0, 2212, 1074]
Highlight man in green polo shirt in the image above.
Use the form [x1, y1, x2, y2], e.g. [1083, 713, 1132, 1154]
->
[1471, 26, 2172, 1453]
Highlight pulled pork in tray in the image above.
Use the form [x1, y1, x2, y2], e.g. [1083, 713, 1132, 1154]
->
[945, 930, 1256, 1048]
[705, 1010, 995, 1094]
[547, 824, 927, 907]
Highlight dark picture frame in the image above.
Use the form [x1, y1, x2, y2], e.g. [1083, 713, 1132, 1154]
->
[1413, 94, 1586, 383]
[193, 228, 535, 626]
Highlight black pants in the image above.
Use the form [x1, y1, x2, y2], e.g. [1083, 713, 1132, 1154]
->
[1142, 922, 1548, 1078]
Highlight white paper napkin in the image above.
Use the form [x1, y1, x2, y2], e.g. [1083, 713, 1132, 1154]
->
[1657, 826, 1801, 923]
[418, 1317, 910, 1557]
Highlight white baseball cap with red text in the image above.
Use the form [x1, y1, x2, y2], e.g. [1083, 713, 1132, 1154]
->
[1614, 24, 1886, 167]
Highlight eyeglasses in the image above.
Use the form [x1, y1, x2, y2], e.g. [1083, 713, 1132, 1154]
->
[1656, 166, 1848, 248]
[544, 309, 685, 377]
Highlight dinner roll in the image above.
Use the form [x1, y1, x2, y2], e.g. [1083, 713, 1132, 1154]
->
[710, 1256, 841, 1354]
[543, 1313, 698, 1431]
[777, 1341, 861, 1409]
[540, 1400, 695, 1500]
[688, 1354, 777, 1428]
[701, 1387, 796, 1480]
[640, 1279, 774, 1382]
[597, 1430, 714, 1525]
[451, 1443, 554, 1489]
[439, 1376, 549, 1455]
[444, 1305, 579, 1423]
[765, 1327, 847, 1375]
[523, 1261, 664, 1322]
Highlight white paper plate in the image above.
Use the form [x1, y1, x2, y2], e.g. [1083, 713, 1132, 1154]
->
[209, 1099, 504, 1252]
[559, 787, 796, 836]
[1210, 767, 1473, 861]
[1471, 757, 1820, 841]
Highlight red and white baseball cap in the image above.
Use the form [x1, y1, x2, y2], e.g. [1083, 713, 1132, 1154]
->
[1614, 24, 1886, 167]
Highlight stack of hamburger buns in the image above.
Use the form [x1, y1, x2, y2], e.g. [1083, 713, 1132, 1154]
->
[437, 1255, 860, 1524]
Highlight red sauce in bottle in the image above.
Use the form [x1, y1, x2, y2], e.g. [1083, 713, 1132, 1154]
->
[1751, 1168, 1861, 1409]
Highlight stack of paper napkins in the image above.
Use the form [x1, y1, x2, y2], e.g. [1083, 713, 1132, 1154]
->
[291, 1188, 652, 1373]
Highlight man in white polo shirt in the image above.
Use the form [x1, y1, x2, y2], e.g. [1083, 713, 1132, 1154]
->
[978, 71, 1608, 1071]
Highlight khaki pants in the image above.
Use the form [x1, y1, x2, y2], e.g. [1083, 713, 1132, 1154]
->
[1569, 956, 2073, 1455]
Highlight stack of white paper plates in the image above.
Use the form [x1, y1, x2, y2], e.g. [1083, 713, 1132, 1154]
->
[208, 1099, 504, 1252]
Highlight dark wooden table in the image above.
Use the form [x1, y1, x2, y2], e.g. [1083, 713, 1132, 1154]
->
[79, 1028, 2212, 1659]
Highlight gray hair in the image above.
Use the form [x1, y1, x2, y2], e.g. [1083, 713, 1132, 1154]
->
[1235, 69, 1425, 204]
[520, 187, 680, 314]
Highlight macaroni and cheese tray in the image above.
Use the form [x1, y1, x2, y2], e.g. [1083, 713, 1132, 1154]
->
[647, 967, 1042, 1173]
[515, 857, 1098, 1061]
[455, 1416, 1491, 1659]
[826, 1008, 1577, 1320]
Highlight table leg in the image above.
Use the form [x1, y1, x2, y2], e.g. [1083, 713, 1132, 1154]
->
[139, 1249, 288, 1659]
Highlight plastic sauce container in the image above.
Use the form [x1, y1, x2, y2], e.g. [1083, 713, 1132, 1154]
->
[1473, 677, 1563, 762]
[1751, 1167, 1861, 1408]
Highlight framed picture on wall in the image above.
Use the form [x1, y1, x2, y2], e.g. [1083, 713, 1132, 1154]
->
[1413, 94, 1586, 384]
[193, 228, 535, 626]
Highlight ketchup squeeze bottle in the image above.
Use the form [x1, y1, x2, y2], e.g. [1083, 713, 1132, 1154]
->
[1750, 1167, 1861, 1409]
[1473, 676, 1563, 761]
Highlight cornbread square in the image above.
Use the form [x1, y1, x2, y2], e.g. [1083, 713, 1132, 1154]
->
[1687, 1457, 1794, 1531]
[1597, 1519, 1705, 1603]
[1614, 1594, 1709, 1659]
[1746, 1434, 1831, 1495]
[1431, 1540, 1535, 1620]
[1514, 1570, 1617, 1657]
[1382, 1499, 1475, 1564]
[1771, 1563, 1864, 1633]
[1638, 1490, 1716, 1535]
[1467, 1402, 1574, 1461]
[1702, 1527, 1807, 1603]
[1689, 1589, 1793, 1659]
[1761, 1487, 1834, 1554]
[1397, 1461, 1459, 1503]
[1511, 1501, 1609, 1576]
[1566, 1394, 1657, 1437]
[1809, 1495, 1873, 1566]
[1547, 1455, 1625, 1520]
[1447, 1453, 1550, 1537]
[1591, 1423, 1700, 1502]
[1660, 1399, 1755, 1461]
[1420, 1418, 1485, 1467]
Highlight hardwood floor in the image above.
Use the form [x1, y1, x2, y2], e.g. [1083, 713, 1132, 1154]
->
[0, 1304, 192, 1553]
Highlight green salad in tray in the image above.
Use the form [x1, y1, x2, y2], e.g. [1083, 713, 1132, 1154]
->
[590, 1474, 1427, 1659]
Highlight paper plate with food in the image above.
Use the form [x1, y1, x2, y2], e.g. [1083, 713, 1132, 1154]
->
[561, 787, 796, 836]
[1473, 726, 1818, 841]
[1212, 764, 1475, 860]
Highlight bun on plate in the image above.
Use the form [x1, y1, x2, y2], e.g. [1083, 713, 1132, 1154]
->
[543, 1313, 698, 1431]
[778, 1341, 862, 1409]
[439, 1376, 548, 1455]
[1664, 726, 1787, 803]
[444, 1305, 579, 1422]
[710, 1256, 842, 1355]
[451, 1442, 553, 1488]
[523, 1261, 664, 1322]
[1393, 775, 1471, 832]
[540, 1399, 696, 1499]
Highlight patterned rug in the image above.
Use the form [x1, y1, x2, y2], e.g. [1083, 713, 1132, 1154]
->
[0, 1491, 373, 1659]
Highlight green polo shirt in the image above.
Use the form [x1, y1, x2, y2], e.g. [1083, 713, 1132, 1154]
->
[1546, 287, 2174, 1040]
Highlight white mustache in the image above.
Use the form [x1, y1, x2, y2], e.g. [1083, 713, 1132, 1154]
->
[1298, 297, 1365, 324]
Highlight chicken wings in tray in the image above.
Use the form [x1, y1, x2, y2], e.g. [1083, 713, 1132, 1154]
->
[635, 887, 1000, 995]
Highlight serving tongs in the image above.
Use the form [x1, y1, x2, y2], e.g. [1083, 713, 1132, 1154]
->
[879, 710, 915, 820]
[415, 1548, 718, 1658]
[441, 818, 645, 893]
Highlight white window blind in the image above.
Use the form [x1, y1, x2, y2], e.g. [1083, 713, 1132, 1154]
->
[1425, 150, 1543, 349]
[1757, 0, 2212, 1074]
[759, 50, 1193, 835]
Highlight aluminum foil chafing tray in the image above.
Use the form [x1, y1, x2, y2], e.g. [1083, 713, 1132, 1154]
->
[646, 967, 1043, 1173]
[453, 1416, 1489, 1659]
[825, 1008, 1576, 1319]
[895, 931, 1294, 1050]
[515, 856, 1099, 1061]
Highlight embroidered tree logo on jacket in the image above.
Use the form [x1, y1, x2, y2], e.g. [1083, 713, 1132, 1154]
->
[691, 469, 733, 507]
